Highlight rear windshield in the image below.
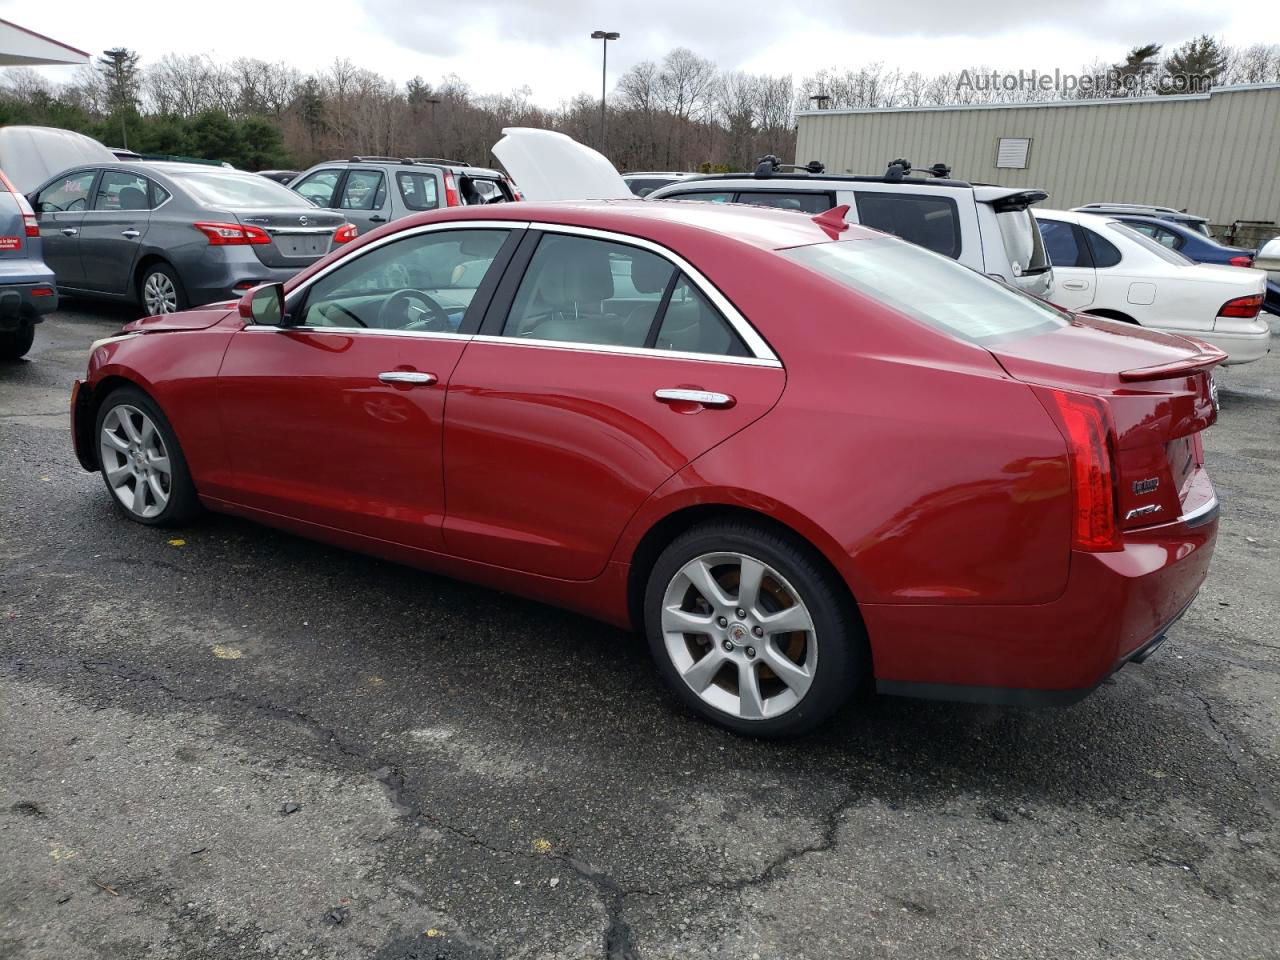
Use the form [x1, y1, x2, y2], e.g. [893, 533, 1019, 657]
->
[782, 236, 1067, 343]
[1106, 222, 1195, 266]
[170, 170, 313, 209]
[996, 207, 1050, 276]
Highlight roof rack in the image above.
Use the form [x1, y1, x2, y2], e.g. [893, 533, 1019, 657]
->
[753, 155, 825, 178]
[407, 156, 471, 167]
[884, 159, 952, 181]
[348, 156, 405, 163]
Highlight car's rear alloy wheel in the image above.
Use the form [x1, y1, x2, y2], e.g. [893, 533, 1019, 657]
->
[95, 388, 201, 526]
[645, 522, 863, 736]
[140, 264, 185, 315]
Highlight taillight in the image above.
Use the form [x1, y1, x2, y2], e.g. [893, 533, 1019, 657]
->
[1217, 294, 1262, 319]
[333, 223, 358, 244]
[506, 178, 523, 201]
[31, 286, 54, 297]
[23, 213, 38, 238]
[1227, 255, 1254, 268]
[1, 172, 41, 237]
[443, 171, 460, 207]
[193, 221, 271, 245]
[1047, 389, 1121, 552]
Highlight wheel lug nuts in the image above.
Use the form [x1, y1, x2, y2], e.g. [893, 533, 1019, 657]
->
[716, 616, 727, 628]
[752, 625, 763, 637]
[736, 608, 746, 619]
[745, 647, 756, 659]
[722, 640, 733, 652]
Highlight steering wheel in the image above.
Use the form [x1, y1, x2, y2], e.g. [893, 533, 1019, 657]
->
[377, 288, 452, 331]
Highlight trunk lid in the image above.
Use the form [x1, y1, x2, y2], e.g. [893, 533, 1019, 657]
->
[989, 314, 1221, 531]
[234, 207, 346, 268]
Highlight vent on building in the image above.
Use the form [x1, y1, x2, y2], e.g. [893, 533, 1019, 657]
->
[995, 137, 1032, 169]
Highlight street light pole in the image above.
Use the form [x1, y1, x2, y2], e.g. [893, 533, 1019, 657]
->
[590, 30, 619, 155]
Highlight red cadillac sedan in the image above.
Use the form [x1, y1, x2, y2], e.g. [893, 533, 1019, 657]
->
[70, 199, 1222, 735]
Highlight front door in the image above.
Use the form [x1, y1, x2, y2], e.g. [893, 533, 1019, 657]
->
[442, 229, 786, 580]
[80, 169, 154, 294]
[335, 169, 391, 235]
[34, 169, 98, 288]
[215, 224, 520, 549]
[1037, 218, 1097, 310]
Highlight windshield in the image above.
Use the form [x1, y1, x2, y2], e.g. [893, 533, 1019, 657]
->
[1106, 222, 1195, 266]
[782, 236, 1068, 343]
[996, 207, 1050, 276]
[171, 170, 313, 209]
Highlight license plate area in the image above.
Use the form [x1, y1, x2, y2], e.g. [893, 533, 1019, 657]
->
[275, 234, 329, 257]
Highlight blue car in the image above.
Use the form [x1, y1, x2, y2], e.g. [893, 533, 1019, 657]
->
[0, 169, 57, 360]
[1073, 205, 1279, 316]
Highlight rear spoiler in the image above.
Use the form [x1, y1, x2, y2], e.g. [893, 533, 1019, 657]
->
[1118, 341, 1228, 382]
[973, 186, 1049, 212]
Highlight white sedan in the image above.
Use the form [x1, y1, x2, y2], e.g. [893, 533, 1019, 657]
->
[1035, 208, 1270, 364]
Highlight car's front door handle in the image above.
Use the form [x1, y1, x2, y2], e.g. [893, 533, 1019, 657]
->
[655, 388, 735, 408]
[368, 215, 387, 223]
[61, 227, 78, 237]
[121, 229, 141, 239]
[1061, 280, 1089, 290]
[378, 371, 437, 386]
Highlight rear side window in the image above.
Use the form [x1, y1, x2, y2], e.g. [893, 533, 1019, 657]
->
[460, 177, 511, 205]
[294, 169, 342, 207]
[1083, 228, 1122, 268]
[995, 207, 1049, 276]
[783, 236, 1067, 344]
[36, 171, 96, 213]
[396, 171, 440, 211]
[340, 170, 386, 210]
[735, 191, 833, 214]
[93, 171, 153, 211]
[654, 276, 749, 356]
[853, 192, 961, 259]
[1037, 219, 1089, 268]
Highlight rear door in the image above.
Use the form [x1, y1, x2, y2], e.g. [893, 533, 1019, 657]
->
[1037, 217, 1097, 310]
[33, 168, 97, 287]
[215, 223, 521, 548]
[80, 169, 157, 294]
[335, 168, 391, 233]
[441, 227, 785, 579]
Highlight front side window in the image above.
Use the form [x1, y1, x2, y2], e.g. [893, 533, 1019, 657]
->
[340, 170, 386, 210]
[294, 169, 342, 207]
[736, 191, 833, 214]
[172, 171, 313, 209]
[783, 236, 1068, 344]
[1037, 219, 1089, 268]
[501, 233, 747, 357]
[36, 170, 96, 213]
[296, 228, 511, 331]
[397, 171, 440, 211]
[853, 192, 961, 259]
[93, 171, 153, 211]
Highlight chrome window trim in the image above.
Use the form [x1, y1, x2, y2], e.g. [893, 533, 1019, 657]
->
[242, 325, 471, 341]
[468, 334, 781, 368]
[526, 220, 779, 363]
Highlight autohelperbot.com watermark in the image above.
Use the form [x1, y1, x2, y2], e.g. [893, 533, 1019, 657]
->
[956, 68, 1213, 97]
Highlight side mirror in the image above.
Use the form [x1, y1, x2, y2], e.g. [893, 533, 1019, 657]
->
[238, 282, 285, 326]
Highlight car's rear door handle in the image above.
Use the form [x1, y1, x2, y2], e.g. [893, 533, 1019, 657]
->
[1062, 280, 1089, 290]
[121, 229, 141, 239]
[655, 388, 735, 408]
[368, 215, 387, 223]
[61, 227, 78, 237]
[378, 371, 437, 385]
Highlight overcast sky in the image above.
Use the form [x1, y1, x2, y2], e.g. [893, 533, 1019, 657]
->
[6, 1, 1277, 105]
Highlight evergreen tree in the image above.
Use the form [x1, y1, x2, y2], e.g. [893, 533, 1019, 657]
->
[1162, 35, 1228, 93]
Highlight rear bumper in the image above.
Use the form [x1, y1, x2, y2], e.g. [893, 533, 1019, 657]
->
[182, 247, 310, 307]
[0, 280, 58, 328]
[864, 494, 1218, 706]
[1197, 318, 1272, 365]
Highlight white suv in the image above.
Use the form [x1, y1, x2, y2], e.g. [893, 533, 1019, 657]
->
[647, 158, 1054, 299]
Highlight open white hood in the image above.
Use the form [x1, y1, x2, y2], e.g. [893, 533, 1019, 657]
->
[0, 125, 116, 195]
[492, 127, 631, 202]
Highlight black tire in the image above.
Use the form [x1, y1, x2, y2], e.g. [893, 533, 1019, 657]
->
[643, 520, 865, 737]
[0, 320, 35, 361]
[137, 262, 188, 315]
[93, 386, 202, 527]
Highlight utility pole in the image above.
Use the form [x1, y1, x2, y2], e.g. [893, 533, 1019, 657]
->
[590, 31, 620, 154]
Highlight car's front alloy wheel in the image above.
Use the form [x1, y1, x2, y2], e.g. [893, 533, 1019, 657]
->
[645, 521, 864, 736]
[94, 387, 201, 526]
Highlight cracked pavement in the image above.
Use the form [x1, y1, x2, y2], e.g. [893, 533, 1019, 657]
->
[1, 304, 1278, 959]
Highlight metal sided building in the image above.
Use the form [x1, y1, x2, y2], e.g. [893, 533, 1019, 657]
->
[794, 83, 1280, 231]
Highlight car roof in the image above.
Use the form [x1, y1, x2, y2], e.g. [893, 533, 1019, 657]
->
[669, 171, 976, 189]
[369, 198, 876, 251]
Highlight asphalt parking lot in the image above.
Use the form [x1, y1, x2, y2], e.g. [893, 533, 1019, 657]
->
[1, 303, 1278, 960]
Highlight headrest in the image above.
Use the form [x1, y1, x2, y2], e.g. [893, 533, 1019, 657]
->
[117, 186, 149, 210]
[630, 253, 673, 294]
[533, 242, 614, 306]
